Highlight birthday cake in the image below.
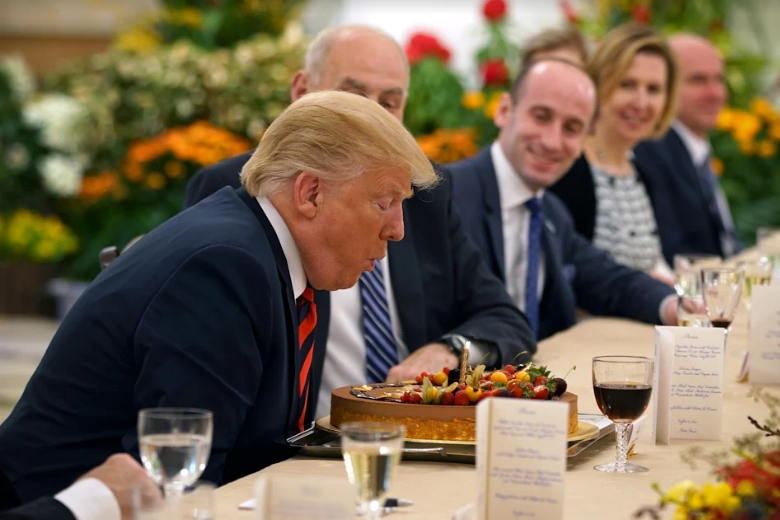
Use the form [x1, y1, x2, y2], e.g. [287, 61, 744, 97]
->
[330, 363, 578, 441]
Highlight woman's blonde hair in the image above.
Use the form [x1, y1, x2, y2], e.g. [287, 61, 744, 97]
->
[240, 90, 438, 197]
[587, 23, 679, 139]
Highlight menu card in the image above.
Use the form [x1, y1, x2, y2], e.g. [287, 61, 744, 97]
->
[475, 397, 568, 520]
[748, 285, 780, 385]
[254, 474, 355, 520]
[653, 326, 726, 445]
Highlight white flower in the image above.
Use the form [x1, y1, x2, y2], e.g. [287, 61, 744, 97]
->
[0, 55, 35, 101]
[23, 94, 89, 153]
[39, 154, 84, 197]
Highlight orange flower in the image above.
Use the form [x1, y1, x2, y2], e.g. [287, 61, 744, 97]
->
[164, 161, 185, 179]
[710, 157, 724, 177]
[123, 161, 144, 182]
[416, 128, 478, 164]
[144, 172, 167, 190]
[80, 170, 122, 203]
[757, 139, 777, 158]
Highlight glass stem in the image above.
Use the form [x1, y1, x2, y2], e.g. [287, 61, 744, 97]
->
[615, 423, 630, 471]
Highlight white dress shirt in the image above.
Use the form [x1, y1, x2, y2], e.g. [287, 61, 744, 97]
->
[256, 197, 307, 299]
[491, 142, 546, 311]
[54, 478, 120, 520]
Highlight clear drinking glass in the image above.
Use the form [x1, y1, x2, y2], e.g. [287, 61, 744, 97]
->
[701, 268, 743, 332]
[341, 422, 405, 520]
[592, 356, 653, 473]
[757, 227, 780, 268]
[737, 259, 773, 312]
[138, 408, 213, 498]
[673, 254, 722, 296]
[132, 481, 214, 519]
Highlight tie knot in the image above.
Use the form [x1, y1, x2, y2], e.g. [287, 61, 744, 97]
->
[297, 286, 314, 306]
[526, 197, 542, 215]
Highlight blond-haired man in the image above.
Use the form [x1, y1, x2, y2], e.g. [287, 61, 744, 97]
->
[0, 91, 435, 508]
[184, 25, 535, 420]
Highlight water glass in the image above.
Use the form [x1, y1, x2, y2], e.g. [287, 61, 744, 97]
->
[138, 408, 213, 498]
[673, 254, 721, 296]
[737, 259, 773, 312]
[132, 481, 214, 519]
[341, 422, 405, 520]
[592, 356, 653, 473]
[701, 268, 743, 332]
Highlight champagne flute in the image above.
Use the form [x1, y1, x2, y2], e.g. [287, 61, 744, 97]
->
[757, 227, 780, 269]
[700, 268, 743, 332]
[673, 254, 721, 296]
[341, 422, 404, 520]
[737, 259, 773, 312]
[592, 356, 653, 473]
[138, 408, 213, 498]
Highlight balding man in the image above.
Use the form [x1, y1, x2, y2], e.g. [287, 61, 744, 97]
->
[635, 34, 743, 260]
[447, 59, 678, 340]
[182, 25, 534, 419]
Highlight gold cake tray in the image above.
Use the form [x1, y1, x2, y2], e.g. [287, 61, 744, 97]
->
[286, 413, 613, 464]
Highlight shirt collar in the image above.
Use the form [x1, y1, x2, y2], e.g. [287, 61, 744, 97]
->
[256, 196, 307, 299]
[491, 141, 544, 212]
[672, 120, 711, 167]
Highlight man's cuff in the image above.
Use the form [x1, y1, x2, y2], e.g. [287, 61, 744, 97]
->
[55, 478, 121, 520]
[658, 294, 677, 325]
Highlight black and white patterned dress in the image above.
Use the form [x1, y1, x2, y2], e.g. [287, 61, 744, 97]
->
[590, 164, 663, 271]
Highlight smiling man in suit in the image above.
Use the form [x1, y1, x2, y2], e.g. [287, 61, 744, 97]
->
[634, 34, 743, 260]
[447, 59, 678, 340]
[0, 91, 438, 507]
[183, 25, 535, 419]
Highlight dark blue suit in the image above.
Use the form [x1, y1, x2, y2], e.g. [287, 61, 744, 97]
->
[634, 127, 743, 258]
[183, 153, 535, 375]
[0, 498, 73, 520]
[0, 188, 304, 505]
[446, 148, 676, 341]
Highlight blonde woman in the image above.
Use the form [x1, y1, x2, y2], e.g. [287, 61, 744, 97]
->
[550, 23, 679, 284]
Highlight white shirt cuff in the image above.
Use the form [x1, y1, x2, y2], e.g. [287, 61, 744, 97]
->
[659, 294, 677, 325]
[55, 478, 121, 520]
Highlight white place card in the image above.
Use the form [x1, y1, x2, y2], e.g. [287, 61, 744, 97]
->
[253, 474, 355, 520]
[653, 326, 726, 445]
[748, 285, 780, 385]
[475, 397, 568, 520]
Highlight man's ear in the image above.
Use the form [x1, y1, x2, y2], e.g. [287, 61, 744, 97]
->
[293, 171, 321, 219]
[290, 71, 310, 102]
[493, 92, 514, 129]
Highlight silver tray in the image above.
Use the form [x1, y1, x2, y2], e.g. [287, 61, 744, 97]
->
[287, 413, 615, 464]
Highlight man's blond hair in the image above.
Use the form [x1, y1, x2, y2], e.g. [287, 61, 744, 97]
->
[241, 90, 437, 196]
[520, 26, 589, 68]
[587, 23, 679, 139]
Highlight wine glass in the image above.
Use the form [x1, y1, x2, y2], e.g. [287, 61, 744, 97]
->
[700, 268, 743, 332]
[341, 422, 405, 520]
[138, 408, 213, 498]
[757, 227, 780, 269]
[737, 259, 773, 312]
[592, 356, 653, 473]
[673, 254, 721, 296]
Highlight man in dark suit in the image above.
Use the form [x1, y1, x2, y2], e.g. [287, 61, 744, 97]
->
[634, 34, 742, 260]
[0, 91, 438, 506]
[1, 455, 161, 520]
[184, 25, 535, 419]
[447, 59, 678, 340]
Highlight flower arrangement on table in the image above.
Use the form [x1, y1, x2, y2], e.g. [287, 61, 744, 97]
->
[637, 387, 780, 520]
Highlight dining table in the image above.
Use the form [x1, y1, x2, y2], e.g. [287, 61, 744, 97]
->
[213, 251, 779, 520]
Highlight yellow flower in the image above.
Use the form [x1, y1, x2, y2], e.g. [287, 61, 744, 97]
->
[738, 140, 755, 156]
[672, 506, 689, 520]
[166, 8, 203, 28]
[664, 480, 698, 504]
[462, 91, 485, 111]
[687, 491, 704, 510]
[114, 28, 161, 54]
[144, 172, 167, 191]
[758, 139, 777, 158]
[750, 97, 776, 119]
[484, 97, 501, 119]
[702, 483, 740, 513]
[34, 241, 57, 262]
[769, 123, 780, 140]
[717, 108, 735, 131]
[735, 479, 755, 497]
[711, 157, 724, 176]
[164, 161, 185, 179]
[732, 112, 762, 140]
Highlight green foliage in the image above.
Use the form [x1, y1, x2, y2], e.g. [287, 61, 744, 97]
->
[405, 58, 469, 137]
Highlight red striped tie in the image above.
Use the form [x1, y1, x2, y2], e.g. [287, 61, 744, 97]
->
[296, 286, 316, 432]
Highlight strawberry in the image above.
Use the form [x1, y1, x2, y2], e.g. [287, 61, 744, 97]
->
[534, 375, 548, 387]
[454, 391, 470, 406]
[491, 388, 501, 397]
[459, 382, 467, 390]
[479, 391, 494, 402]
[533, 386, 549, 400]
[443, 367, 450, 375]
[511, 386, 524, 398]
[415, 376, 423, 384]
[400, 392, 411, 403]
[507, 380, 519, 392]
[410, 393, 423, 404]
[440, 392, 455, 406]
[503, 364, 516, 375]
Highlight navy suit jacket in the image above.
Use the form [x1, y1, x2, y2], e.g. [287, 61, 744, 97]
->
[0, 498, 73, 520]
[183, 154, 535, 380]
[446, 148, 676, 341]
[634, 128, 742, 259]
[0, 188, 304, 504]
[548, 154, 682, 267]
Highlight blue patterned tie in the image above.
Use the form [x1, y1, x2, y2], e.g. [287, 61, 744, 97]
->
[525, 198, 543, 337]
[360, 262, 399, 383]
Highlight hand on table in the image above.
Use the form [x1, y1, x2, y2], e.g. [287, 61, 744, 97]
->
[385, 343, 458, 383]
[79, 454, 162, 520]
[648, 268, 676, 288]
[661, 297, 679, 326]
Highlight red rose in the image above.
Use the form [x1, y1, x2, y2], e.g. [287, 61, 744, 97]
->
[560, 0, 580, 25]
[481, 59, 509, 87]
[631, 4, 651, 24]
[482, 0, 507, 22]
[405, 33, 451, 66]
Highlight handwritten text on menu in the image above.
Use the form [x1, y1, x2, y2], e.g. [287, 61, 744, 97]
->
[476, 398, 567, 520]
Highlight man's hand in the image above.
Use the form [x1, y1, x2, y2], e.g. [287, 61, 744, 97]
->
[385, 343, 458, 383]
[661, 297, 679, 326]
[79, 454, 162, 520]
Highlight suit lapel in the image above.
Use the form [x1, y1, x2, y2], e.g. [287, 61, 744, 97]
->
[237, 188, 300, 432]
[389, 204, 427, 350]
[474, 149, 506, 279]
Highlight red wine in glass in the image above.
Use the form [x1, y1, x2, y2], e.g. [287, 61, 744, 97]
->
[593, 383, 652, 423]
[709, 318, 731, 329]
